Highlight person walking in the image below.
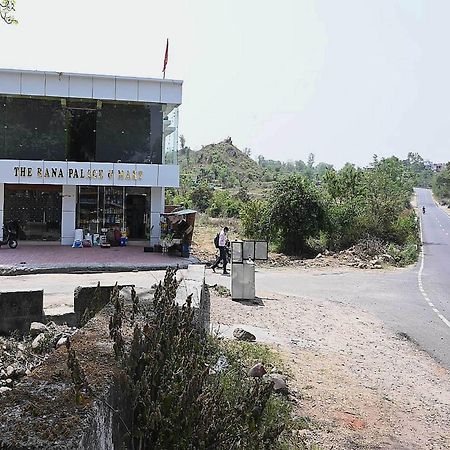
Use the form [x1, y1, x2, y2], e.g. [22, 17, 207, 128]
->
[211, 226, 229, 274]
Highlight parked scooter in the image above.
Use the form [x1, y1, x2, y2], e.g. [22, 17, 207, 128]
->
[0, 222, 19, 248]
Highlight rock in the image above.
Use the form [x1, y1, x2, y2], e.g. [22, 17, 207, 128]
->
[371, 264, 382, 269]
[212, 355, 229, 373]
[233, 328, 256, 342]
[0, 369, 6, 379]
[56, 337, 68, 348]
[31, 333, 46, 350]
[30, 322, 47, 337]
[248, 363, 267, 378]
[6, 366, 14, 377]
[315, 253, 323, 259]
[381, 253, 395, 263]
[269, 373, 288, 393]
[17, 343, 25, 351]
[0, 386, 12, 394]
[5, 378, 12, 385]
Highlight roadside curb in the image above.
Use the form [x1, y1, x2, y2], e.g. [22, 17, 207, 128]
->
[0, 258, 200, 276]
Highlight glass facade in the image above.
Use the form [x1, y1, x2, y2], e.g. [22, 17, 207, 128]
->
[77, 186, 151, 240]
[3, 184, 62, 240]
[0, 97, 165, 164]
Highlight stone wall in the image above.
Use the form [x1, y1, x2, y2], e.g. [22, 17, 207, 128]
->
[74, 284, 134, 327]
[0, 266, 207, 449]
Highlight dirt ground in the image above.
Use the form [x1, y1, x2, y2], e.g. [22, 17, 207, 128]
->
[209, 288, 450, 449]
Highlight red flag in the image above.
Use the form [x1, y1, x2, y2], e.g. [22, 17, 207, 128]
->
[163, 38, 169, 77]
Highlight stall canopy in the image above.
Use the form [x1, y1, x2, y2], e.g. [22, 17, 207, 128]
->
[160, 207, 196, 247]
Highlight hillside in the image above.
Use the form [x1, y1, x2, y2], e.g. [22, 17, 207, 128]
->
[178, 138, 266, 189]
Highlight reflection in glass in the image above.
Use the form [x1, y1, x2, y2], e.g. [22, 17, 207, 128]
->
[4, 184, 62, 240]
[2, 97, 66, 160]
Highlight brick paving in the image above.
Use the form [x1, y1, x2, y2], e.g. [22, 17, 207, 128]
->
[0, 244, 193, 274]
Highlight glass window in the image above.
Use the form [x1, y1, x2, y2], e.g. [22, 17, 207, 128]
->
[96, 103, 153, 163]
[3, 184, 62, 241]
[77, 186, 151, 240]
[3, 97, 66, 160]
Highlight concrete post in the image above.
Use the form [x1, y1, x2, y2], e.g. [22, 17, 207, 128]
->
[150, 187, 164, 246]
[61, 185, 77, 245]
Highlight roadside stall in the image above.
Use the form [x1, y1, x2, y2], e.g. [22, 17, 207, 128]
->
[159, 208, 196, 257]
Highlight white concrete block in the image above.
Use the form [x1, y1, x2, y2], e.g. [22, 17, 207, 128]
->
[138, 80, 161, 102]
[45, 73, 70, 97]
[0, 72, 21, 95]
[116, 78, 138, 101]
[93, 77, 115, 100]
[21, 73, 45, 96]
[69, 75, 93, 98]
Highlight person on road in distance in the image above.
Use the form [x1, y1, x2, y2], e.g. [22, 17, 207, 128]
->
[422, 206, 426, 214]
[211, 226, 229, 274]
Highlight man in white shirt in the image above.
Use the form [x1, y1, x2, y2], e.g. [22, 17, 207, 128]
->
[211, 227, 229, 274]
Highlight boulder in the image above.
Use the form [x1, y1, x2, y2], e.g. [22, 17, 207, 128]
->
[30, 322, 47, 337]
[248, 363, 267, 378]
[0, 386, 12, 394]
[269, 373, 288, 393]
[233, 328, 256, 342]
[56, 336, 68, 348]
[31, 333, 46, 350]
[5, 366, 14, 378]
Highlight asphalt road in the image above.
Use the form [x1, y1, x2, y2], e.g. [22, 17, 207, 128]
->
[208, 188, 450, 369]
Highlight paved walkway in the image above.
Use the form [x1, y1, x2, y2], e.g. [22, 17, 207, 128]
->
[0, 244, 194, 274]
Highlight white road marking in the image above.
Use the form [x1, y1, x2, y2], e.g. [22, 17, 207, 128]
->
[418, 212, 450, 329]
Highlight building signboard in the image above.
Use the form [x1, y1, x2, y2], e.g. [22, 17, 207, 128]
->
[0, 160, 179, 188]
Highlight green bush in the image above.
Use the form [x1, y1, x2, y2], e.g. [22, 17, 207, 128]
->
[306, 231, 328, 254]
[207, 189, 243, 218]
[109, 269, 304, 449]
[389, 210, 419, 245]
[241, 199, 271, 240]
[189, 182, 214, 212]
[387, 240, 419, 266]
[268, 174, 327, 255]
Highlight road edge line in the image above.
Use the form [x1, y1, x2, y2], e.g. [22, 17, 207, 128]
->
[418, 210, 450, 329]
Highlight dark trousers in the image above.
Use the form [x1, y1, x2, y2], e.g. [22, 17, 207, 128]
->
[212, 246, 228, 273]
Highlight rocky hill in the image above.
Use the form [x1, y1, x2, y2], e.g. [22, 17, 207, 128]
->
[178, 138, 265, 189]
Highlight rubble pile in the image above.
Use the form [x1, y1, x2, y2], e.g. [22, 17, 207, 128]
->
[258, 247, 395, 270]
[0, 321, 77, 393]
[192, 236, 396, 270]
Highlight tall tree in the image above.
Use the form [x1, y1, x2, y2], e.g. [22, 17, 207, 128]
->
[268, 173, 326, 254]
[1, 0, 17, 24]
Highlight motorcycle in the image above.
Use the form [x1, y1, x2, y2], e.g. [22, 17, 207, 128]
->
[0, 222, 19, 249]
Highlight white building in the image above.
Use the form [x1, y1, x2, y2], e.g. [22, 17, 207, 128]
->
[0, 68, 182, 245]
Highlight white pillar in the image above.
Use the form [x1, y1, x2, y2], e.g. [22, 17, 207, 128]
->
[150, 187, 164, 246]
[0, 183, 4, 241]
[61, 185, 77, 245]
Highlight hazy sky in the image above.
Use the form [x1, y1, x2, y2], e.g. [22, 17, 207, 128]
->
[1, 0, 448, 167]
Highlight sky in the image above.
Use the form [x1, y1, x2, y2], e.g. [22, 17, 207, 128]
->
[0, 0, 449, 168]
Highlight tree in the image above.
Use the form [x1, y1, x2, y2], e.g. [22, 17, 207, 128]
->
[362, 156, 414, 239]
[1, 0, 17, 24]
[188, 182, 213, 212]
[268, 173, 327, 255]
[432, 164, 450, 202]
